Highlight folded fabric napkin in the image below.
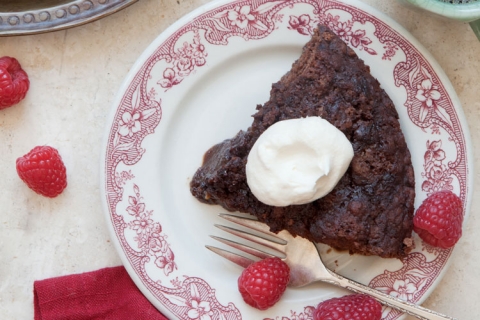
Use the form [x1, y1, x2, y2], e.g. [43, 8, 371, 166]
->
[34, 266, 168, 320]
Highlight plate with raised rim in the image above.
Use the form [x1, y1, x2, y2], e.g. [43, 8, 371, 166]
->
[101, 0, 473, 319]
[0, 0, 138, 36]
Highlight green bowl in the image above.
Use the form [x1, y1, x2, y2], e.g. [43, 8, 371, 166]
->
[397, 0, 480, 39]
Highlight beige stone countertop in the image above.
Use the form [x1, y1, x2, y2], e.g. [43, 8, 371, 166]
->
[0, 0, 478, 319]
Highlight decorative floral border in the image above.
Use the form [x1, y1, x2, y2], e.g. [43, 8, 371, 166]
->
[103, 0, 469, 319]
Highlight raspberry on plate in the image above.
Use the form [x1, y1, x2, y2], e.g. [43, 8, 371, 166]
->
[413, 190, 463, 249]
[0, 56, 30, 109]
[237, 257, 290, 310]
[314, 294, 382, 320]
[16, 146, 67, 198]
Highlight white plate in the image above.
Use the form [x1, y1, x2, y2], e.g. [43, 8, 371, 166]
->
[101, 0, 473, 319]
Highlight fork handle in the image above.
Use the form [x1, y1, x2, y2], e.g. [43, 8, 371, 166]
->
[325, 270, 456, 320]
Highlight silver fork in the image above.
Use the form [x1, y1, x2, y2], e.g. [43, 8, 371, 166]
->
[206, 213, 456, 320]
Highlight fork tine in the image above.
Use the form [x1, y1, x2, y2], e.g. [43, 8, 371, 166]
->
[218, 213, 287, 245]
[210, 235, 285, 259]
[215, 224, 286, 252]
[205, 245, 254, 268]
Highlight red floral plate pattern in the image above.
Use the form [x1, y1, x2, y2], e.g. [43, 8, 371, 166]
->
[101, 0, 473, 319]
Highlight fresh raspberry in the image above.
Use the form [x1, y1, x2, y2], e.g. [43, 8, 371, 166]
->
[0, 56, 30, 109]
[16, 146, 67, 198]
[237, 257, 290, 310]
[413, 190, 463, 249]
[314, 294, 382, 320]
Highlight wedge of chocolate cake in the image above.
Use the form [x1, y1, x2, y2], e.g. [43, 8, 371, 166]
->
[190, 25, 415, 259]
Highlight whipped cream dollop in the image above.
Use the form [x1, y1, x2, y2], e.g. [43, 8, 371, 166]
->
[246, 117, 354, 207]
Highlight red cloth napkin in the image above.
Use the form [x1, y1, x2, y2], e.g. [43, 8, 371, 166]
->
[34, 266, 168, 320]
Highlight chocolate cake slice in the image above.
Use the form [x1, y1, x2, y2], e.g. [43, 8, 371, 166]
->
[190, 25, 415, 259]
